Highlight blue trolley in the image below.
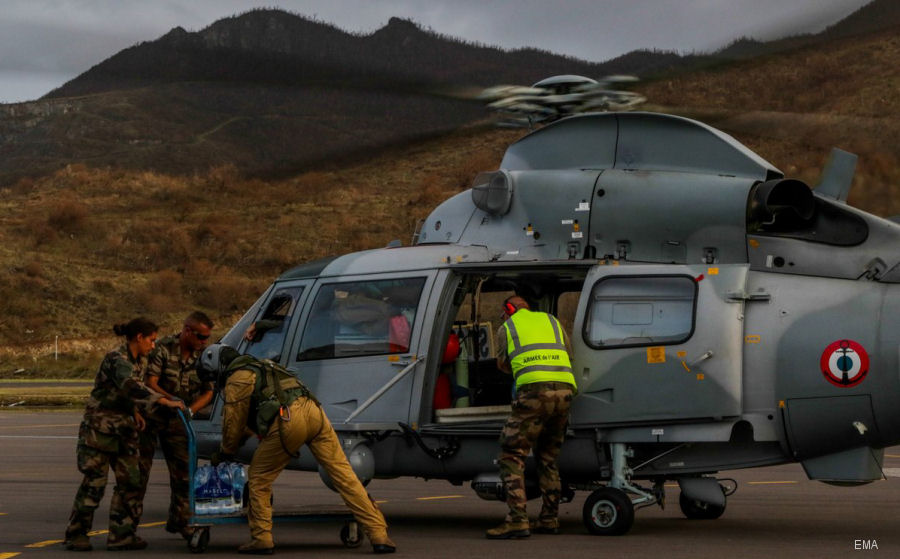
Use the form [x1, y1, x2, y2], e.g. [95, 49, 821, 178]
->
[178, 411, 360, 553]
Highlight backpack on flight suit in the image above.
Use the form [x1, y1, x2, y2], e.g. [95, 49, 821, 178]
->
[226, 355, 318, 437]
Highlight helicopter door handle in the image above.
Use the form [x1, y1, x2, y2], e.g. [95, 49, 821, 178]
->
[682, 350, 714, 371]
[727, 291, 771, 303]
[391, 354, 416, 366]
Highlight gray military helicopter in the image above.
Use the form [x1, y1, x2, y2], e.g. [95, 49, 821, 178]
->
[193, 110, 900, 536]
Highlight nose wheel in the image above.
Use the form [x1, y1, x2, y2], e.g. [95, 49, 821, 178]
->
[582, 487, 635, 536]
[581, 443, 660, 536]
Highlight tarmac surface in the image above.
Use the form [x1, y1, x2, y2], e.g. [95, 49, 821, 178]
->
[1, 410, 897, 558]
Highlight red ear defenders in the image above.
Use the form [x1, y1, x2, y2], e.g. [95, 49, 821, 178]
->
[503, 301, 517, 315]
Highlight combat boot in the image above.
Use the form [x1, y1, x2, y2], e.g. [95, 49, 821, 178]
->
[370, 534, 396, 554]
[485, 520, 530, 539]
[166, 520, 196, 540]
[529, 518, 561, 534]
[237, 540, 274, 555]
[106, 535, 148, 551]
[64, 534, 92, 551]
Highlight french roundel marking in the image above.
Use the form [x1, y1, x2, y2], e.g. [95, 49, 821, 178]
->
[820, 339, 869, 388]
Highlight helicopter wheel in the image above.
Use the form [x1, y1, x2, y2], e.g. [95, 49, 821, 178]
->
[582, 487, 634, 536]
[679, 490, 726, 520]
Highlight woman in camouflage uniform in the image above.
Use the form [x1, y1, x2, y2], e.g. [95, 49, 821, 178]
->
[64, 317, 185, 552]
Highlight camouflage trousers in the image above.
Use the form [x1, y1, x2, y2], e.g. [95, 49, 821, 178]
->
[498, 381, 573, 524]
[138, 416, 191, 530]
[65, 443, 143, 544]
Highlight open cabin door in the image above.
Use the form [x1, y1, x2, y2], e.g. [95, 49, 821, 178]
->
[570, 263, 747, 425]
[285, 272, 438, 427]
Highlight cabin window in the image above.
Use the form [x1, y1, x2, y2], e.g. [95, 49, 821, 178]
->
[583, 275, 696, 349]
[296, 277, 426, 361]
[245, 287, 303, 362]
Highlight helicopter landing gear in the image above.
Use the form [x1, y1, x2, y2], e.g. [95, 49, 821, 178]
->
[582, 443, 657, 536]
[583, 487, 634, 535]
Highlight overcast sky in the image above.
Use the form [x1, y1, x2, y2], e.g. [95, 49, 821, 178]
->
[0, 0, 872, 104]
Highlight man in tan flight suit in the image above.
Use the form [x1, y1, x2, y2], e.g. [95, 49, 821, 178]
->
[198, 344, 396, 555]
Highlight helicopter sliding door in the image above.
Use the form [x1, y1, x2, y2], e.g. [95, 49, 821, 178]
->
[287, 272, 438, 426]
[571, 263, 747, 425]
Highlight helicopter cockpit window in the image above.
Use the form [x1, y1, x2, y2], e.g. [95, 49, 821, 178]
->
[584, 275, 696, 349]
[244, 287, 302, 362]
[296, 277, 426, 361]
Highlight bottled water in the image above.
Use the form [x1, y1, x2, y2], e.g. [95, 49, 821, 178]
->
[192, 462, 246, 515]
[230, 463, 247, 509]
[194, 464, 211, 491]
[193, 464, 215, 515]
[216, 463, 237, 514]
[195, 499, 209, 515]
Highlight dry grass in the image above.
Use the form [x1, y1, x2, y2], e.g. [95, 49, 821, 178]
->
[0, 385, 90, 406]
[0, 123, 521, 365]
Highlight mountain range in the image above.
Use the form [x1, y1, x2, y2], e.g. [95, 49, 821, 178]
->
[1, 0, 898, 185]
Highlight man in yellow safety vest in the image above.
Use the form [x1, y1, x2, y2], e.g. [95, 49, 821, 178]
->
[486, 296, 576, 539]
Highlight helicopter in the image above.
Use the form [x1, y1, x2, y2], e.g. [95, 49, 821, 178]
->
[192, 109, 900, 536]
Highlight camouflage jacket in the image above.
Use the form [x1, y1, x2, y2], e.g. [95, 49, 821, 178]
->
[80, 345, 161, 454]
[146, 334, 212, 403]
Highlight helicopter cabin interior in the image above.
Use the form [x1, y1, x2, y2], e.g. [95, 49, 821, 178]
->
[424, 266, 590, 428]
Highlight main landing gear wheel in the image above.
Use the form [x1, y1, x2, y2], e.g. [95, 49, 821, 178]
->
[188, 527, 210, 554]
[679, 489, 726, 520]
[582, 487, 635, 536]
[340, 522, 362, 548]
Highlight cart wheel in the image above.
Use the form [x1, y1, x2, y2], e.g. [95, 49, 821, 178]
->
[340, 522, 362, 548]
[188, 527, 210, 554]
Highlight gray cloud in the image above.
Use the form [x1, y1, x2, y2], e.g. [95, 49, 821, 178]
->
[0, 0, 872, 103]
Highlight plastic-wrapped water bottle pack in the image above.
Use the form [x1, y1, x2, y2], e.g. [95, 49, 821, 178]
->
[193, 462, 247, 515]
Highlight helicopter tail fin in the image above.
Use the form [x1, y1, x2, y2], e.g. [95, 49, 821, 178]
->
[815, 147, 857, 203]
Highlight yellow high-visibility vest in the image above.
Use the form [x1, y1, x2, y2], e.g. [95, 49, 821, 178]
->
[503, 309, 575, 390]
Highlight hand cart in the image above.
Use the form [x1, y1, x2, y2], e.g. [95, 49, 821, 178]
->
[178, 410, 361, 553]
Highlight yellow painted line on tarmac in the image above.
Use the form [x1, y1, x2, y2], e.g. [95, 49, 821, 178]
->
[0, 423, 79, 430]
[87, 529, 107, 536]
[25, 540, 62, 548]
[25, 522, 166, 549]
[375, 500, 388, 504]
[416, 495, 464, 501]
[0, 553, 21, 558]
[0, 512, 6, 515]
[885, 454, 900, 458]
[748, 481, 797, 485]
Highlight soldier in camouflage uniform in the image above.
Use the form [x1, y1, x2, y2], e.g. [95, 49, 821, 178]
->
[486, 296, 576, 540]
[139, 311, 214, 539]
[64, 317, 186, 552]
